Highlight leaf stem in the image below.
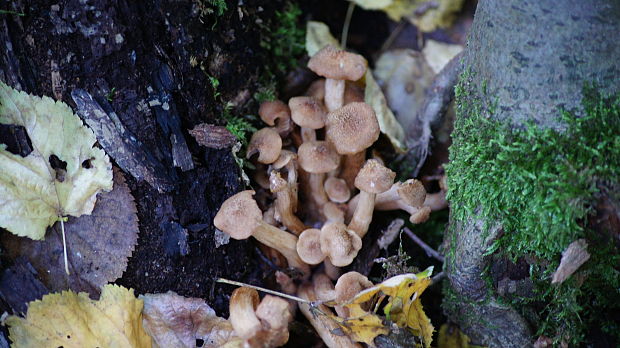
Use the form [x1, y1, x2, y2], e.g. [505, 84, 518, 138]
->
[340, 2, 355, 49]
[217, 278, 313, 304]
[61, 219, 70, 275]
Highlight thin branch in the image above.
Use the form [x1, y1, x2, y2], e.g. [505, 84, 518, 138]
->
[431, 271, 445, 285]
[340, 2, 355, 48]
[217, 278, 313, 304]
[403, 227, 445, 262]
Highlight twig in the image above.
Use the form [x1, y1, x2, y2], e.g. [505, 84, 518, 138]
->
[379, 19, 406, 54]
[340, 2, 355, 49]
[217, 278, 312, 304]
[431, 271, 445, 285]
[403, 227, 444, 262]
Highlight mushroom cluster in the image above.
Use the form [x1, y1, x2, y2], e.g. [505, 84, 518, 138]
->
[214, 45, 439, 347]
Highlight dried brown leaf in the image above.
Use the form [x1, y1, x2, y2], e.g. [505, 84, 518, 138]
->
[551, 239, 590, 284]
[2, 167, 138, 296]
[141, 291, 241, 348]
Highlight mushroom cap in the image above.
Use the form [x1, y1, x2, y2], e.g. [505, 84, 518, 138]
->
[324, 177, 351, 203]
[306, 79, 326, 101]
[354, 159, 396, 194]
[247, 127, 282, 164]
[297, 228, 325, 265]
[272, 150, 297, 170]
[256, 295, 292, 331]
[289, 96, 326, 129]
[326, 102, 380, 155]
[213, 190, 262, 239]
[398, 179, 427, 207]
[410, 206, 432, 224]
[298, 141, 340, 174]
[313, 273, 336, 301]
[308, 45, 367, 81]
[320, 222, 362, 267]
[259, 100, 290, 126]
[334, 271, 373, 304]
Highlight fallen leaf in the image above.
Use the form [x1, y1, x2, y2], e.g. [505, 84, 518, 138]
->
[305, 21, 407, 152]
[374, 49, 435, 133]
[551, 239, 590, 284]
[348, 0, 394, 10]
[345, 267, 435, 347]
[305, 21, 340, 57]
[141, 291, 241, 348]
[383, 0, 465, 32]
[2, 168, 139, 296]
[364, 70, 406, 152]
[6, 284, 152, 348]
[437, 323, 484, 348]
[422, 40, 464, 74]
[332, 304, 389, 345]
[0, 82, 113, 240]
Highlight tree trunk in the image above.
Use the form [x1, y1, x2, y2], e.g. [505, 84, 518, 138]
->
[444, 0, 620, 346]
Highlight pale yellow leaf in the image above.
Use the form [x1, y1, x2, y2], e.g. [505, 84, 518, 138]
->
[6, 284, 152, 348]
[364, 70, 406, 152]
[305, 21, 340, 57]
[348, 0, 394, 10]
[0, 82, 112, 240]
[383, 0, 465, 32]
[422, 40, 463, 74]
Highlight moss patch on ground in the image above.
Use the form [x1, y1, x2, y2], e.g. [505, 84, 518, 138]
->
[444, 70, 620, 345]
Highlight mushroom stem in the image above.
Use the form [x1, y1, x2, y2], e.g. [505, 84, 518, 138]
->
[301, 127, 317, 142]
[271, 172, 306, 235]
[298, 284, 361, 348]
[347, 190, 375, 238]
[424, 190, 448, 211]
[229, 287, 261, 340]
[324, 79, 345, 112]
[309, 172, 329, 207]
[254, 221, 310, 276]
[323, 259, 341, 280]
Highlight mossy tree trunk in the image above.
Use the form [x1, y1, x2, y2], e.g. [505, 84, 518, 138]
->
[443, 0, 620, 346]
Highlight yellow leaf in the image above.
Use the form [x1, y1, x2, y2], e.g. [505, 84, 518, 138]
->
[0, 82, 113, 240]
[345, 267, 435, 347]
[330, 304, 389, 345]
[6, 284, 152, 348]
[422, 40, 463, 74]
[348, 0, 394, 10]
[305, 21, 340, 57]
[364, 70, 406, 152]
[437, 323, 486, 348]
[382, 0, 465, 32]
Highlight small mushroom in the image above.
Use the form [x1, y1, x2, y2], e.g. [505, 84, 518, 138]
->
[289, 96, 327, 142]
[308, 45, 367, 112]
[305, 78, 326, 102]
[259, 100, 293, 137]
[297, 228, 325, 265]
[247, 127, 282, 164]
[298, 141, 340, 208]
[324, 177, 351, 203]
[325, 102, 379, 156]
[214, 190, 309, 276]
[320, 222, 362, 267]
[323, 201, 346, 224]
[339, 151, 366, 190]
[253, 295, 292, 347]
[273, 150, 299, 212]
[348, 159, 395, 238]
[334, 272, 373, 318]
[229, 287, 262, 340]
[297, 284, 361, 348]
[343, 82, 365, 105]
[270, 171, 306, 235]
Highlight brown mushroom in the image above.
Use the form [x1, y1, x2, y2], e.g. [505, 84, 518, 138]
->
[320, 222, 362, 267]
[298, 141, 340, 208]
[214, 190, 309, 276]
[334, 272, 373, 318]
[273, 150, 299, 213]
[305, 78, 325, 102]
[270, 171, 306, 235]
[348, 159, 395, 238]
[308, 45, 367, 112]
[253, 295, 292, 347]
[229, 287, 262, 340]
[259, 100, 293, 137]
[297, 284, 361, 348]
[326, 102, 379, 156]
[339, 151, 366, 190]
[289, 96, 327, 142]
[247, 127, 282, 164]
[297, 228, 325, 265]
[323, 202, 346, 224]
[324, 177, 351, 203]
[343, 82, 365, 105]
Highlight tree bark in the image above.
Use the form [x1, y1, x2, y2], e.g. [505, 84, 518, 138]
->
[444, 0, 620, 346]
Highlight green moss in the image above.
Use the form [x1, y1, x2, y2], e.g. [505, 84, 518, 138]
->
[446, 71, 620, 345]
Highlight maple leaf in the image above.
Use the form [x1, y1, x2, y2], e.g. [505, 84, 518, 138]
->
[5, 284, 152, 348]
[0, 82, 112, 240]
